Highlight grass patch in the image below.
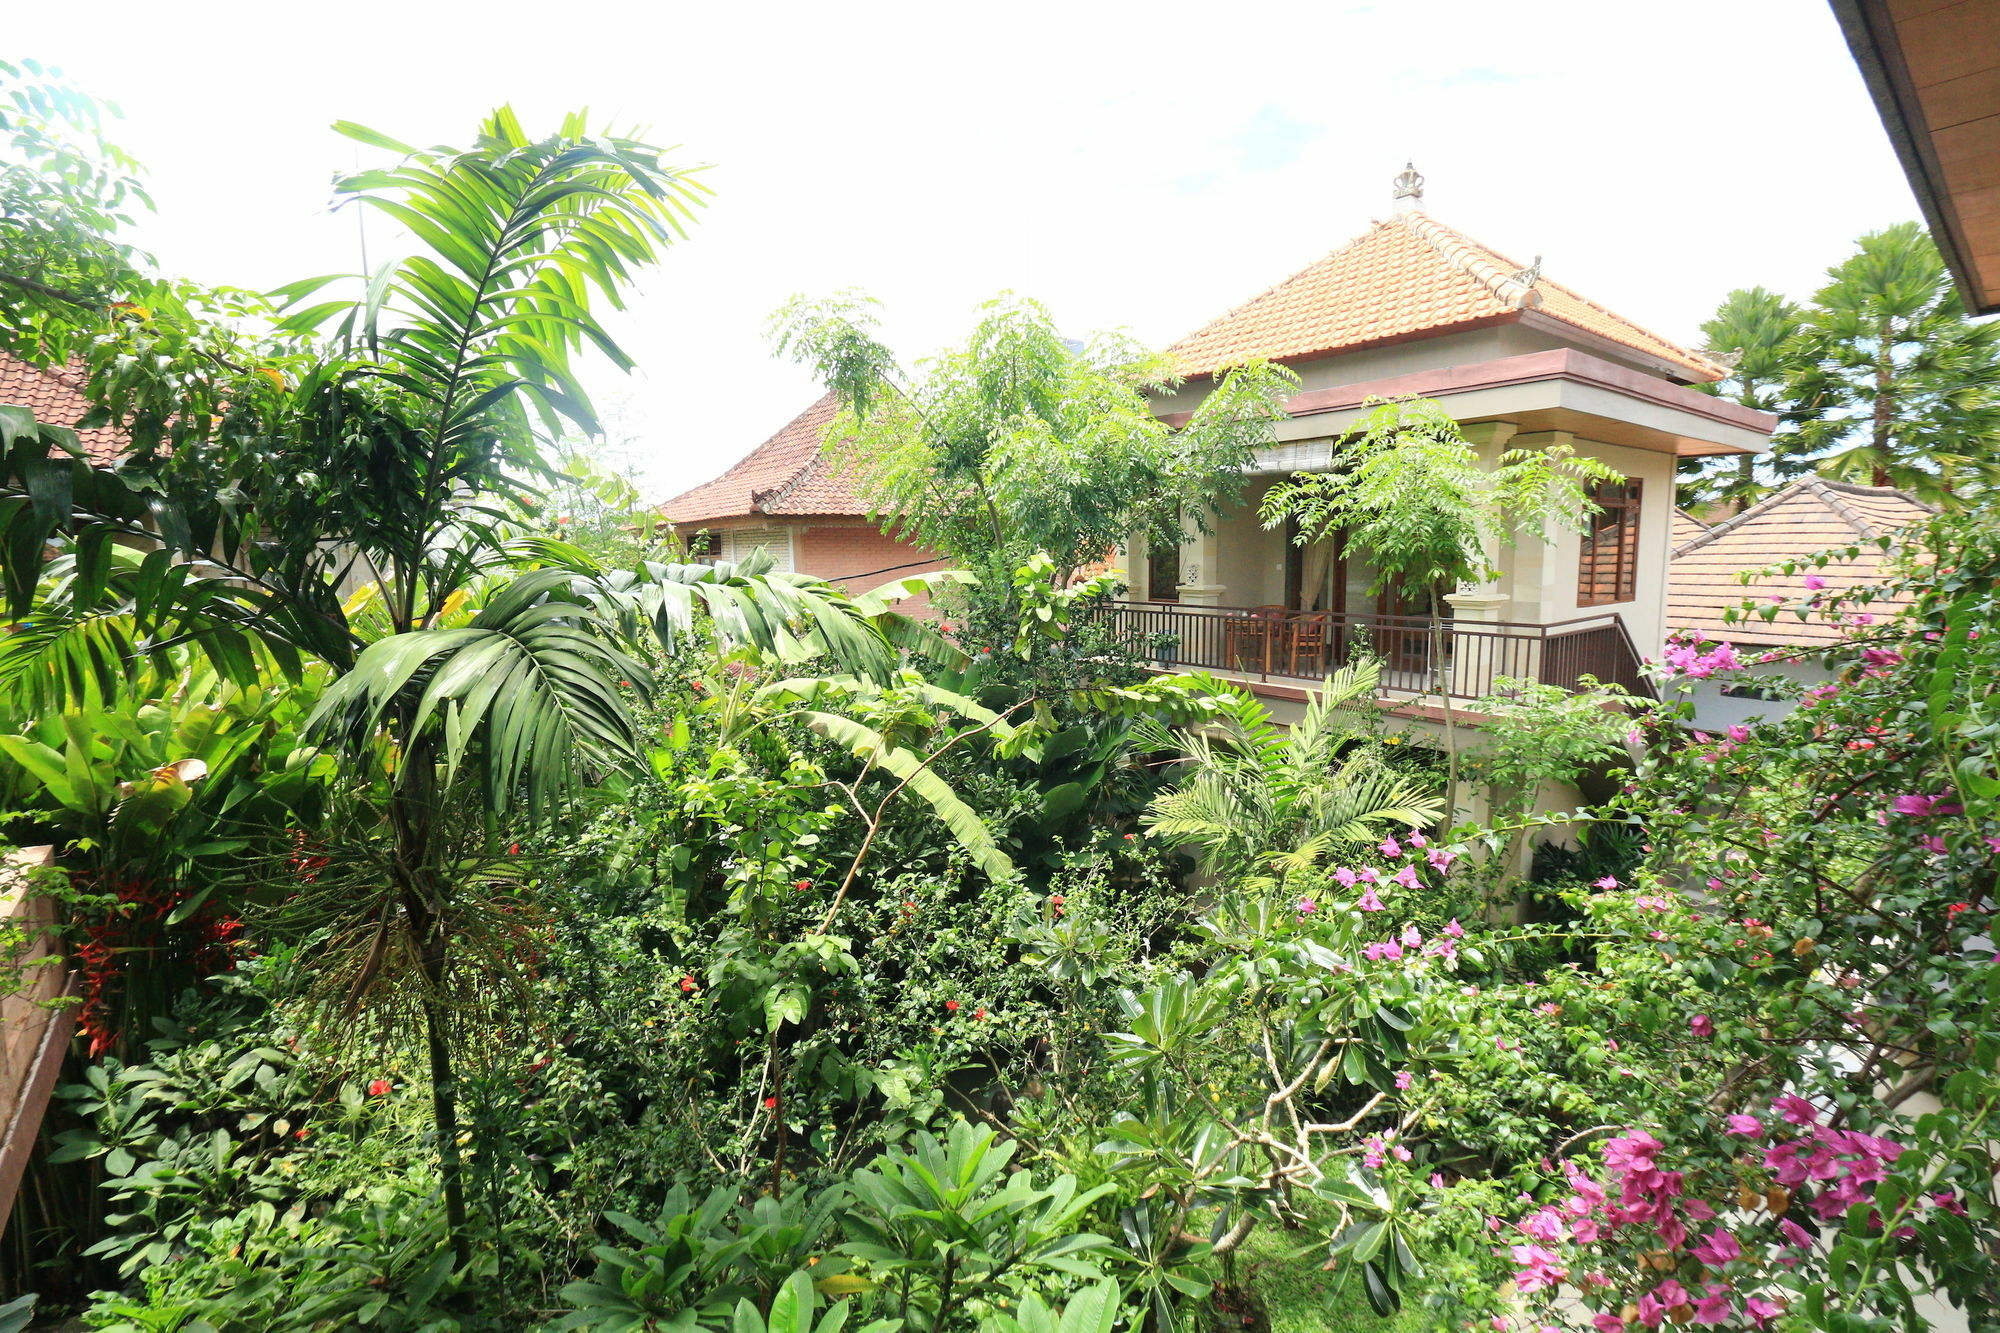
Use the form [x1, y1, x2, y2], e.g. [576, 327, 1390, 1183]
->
[1231, 1218, 1429, 1333]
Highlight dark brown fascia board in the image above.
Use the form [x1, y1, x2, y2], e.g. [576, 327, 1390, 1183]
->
[1828, 0, 1995, 314]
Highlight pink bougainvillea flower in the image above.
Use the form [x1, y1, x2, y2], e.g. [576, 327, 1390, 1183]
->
[1773, 1094, 1820, 1125]
[1428, 847, 1458, 872]
[1723, 1113, 1763, 1138]
[1779, 1218, 1813, 1249]
[1691, 1228, 1741, 1266]
[1332, 866, 1359, 887]
[1363, 1135, 1387, 1169]
[1356, 888, 1386, 912]
[1802, 573, 1827, 591]
[1692, 1283, 1735, 1325]
[1407, 831, 1428, 848]
[1592, 1317, 1626, 1333]
[1744, 1297, 1783, 1329]
[1379, 835, 1403, 858]
[1394, 1070, 1413, 1090]
[1393, 864, 1422, 889]
[1726, 724, 1751, 743]
[1444, 918, 1465, 937]
[1594, 874, 1620, 890]
[1689, 1014, 1715, 1038]
[1363, 940, 1403, 962]
[1295, 897, 1318, 915]
[1358, 865, 1381, 883]
[1400, 924, 1423, 947]
[367, 1079, 392, 1097]
[1891, 793, 1942, 817]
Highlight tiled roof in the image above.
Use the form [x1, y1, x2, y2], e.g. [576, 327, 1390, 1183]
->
[657, 393, 869, 526]
[1671, 508, 1709, 548]
[0, 352, 127, 465]
[1668, 479, 1935, 647]
[1168, 210, 1726, 383]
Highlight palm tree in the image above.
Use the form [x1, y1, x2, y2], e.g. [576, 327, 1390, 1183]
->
[1138, 663, 1443, 884]
[1788, 222, 2000, 502]
[0, 109, 909, 1268]
[1685, 286, 1808, 512]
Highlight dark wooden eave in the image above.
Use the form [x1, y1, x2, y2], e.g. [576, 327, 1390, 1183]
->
[1831, 0, 2000, 315]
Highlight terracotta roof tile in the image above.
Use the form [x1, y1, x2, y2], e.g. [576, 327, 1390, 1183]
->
[1672, 507, 1709, 548]
[657, 393, 869, 525]
[0, 352, 127, 465]
[1668, 479, 1934, 646]
[1168, 211, 1725, 383]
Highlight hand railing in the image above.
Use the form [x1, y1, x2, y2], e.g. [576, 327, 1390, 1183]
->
[1098, 601, 1653, 701]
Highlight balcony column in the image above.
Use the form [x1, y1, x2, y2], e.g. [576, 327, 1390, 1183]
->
[1176, 509, 1226, 607]
[1443, 422, 1519, 697]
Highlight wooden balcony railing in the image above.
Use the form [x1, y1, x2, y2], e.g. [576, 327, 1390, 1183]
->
[1095, 601, 1653, 701]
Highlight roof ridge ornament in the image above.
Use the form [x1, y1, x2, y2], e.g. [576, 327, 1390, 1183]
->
[1509, 255, 1543, 290]
[1391, 162, 1424, 212]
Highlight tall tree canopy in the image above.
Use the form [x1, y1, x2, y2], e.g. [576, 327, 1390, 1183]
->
[1680, 285, 1808, 511]
[771, 292, 1296, 595]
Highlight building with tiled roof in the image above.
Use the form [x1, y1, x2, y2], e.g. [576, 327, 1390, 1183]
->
[1671, 508, 1709, 549]
[1122, 165, 1779, 716]
[657, 393, 951, 598]
[1167, 201, 1728, 385]
[0, 351, 127, 465]
[1668, 478, 1933, 649]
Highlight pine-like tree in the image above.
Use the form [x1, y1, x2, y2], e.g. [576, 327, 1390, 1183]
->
[1680, 286, 1809, 513]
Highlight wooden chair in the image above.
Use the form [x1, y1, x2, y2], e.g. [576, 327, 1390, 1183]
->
[1225, 606, 1287, 673]
[1285, 611, 1332, 677]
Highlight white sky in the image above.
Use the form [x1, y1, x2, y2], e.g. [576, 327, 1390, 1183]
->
[12, 0, 1914, 501]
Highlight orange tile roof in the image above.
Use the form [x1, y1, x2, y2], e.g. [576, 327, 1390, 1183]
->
[658, 392, 869, 526]
[0, 352, 127, 465]
[1168, 210, 1726, 383]
[1671, 507, 1709, 548]
[1668, 479, 1934, 647]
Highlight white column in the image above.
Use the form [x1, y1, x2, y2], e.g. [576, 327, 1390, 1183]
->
[1176, 508, 1226, 607]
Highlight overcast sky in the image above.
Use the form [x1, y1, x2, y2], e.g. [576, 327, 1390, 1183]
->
[13, 0, 1914, 501]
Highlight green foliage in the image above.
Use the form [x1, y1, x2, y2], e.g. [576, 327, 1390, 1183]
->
[772, 292, 1295, 591]
[1138, 665, 1442, 882]
[1680, 285, 1808, 510]
[1465, 674, 1636, 825]
[840, 1121, 1111, 1333]
[1259, 397, 1620, 598]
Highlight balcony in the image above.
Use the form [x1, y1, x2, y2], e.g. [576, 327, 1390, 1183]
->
[1096, 601, 1653, 702]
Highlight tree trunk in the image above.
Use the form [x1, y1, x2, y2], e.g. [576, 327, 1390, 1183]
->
[421, 959, 472, 1271]
[1430, 584, 1458, 840]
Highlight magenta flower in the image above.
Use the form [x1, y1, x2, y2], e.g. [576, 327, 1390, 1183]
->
[1803, 573, 1826, 591]
[1690, 1227, 1740, 1266]
[1723, 1113, 1763, 1138]
[1332, 866, 1358, 887]
[1295, 897, 1318, 915]
[1428, 847, 1458, 872]
[1356, 888, 1385, 911]
[1745, 1297, 1783, 1329]
[1400, 924, 1422, 947]
[1692, 1283, 1734, 1324]
[1444, 918, 1465, 937]
[1726, 724, 1750, 743]
[1394, 1070, 1413, 1090]
[1778, 1218, 1813, 1249]
[1891, 793, 1940, 817]
[1689, 1014, 1715, 1038]
[1592, 1317, 1626, 1333]
[1773, 1094, 1820, 1126]
[1594, 874, 1619, 890]
[1407, 830, 1428, 848]
[1393, 864, 1421, 889]
[1379, 835, 1403, 858]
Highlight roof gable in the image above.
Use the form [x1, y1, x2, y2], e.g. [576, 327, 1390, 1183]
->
[1668, 478, 1935, 647]
[0, 352, 128, 465]
[658, 392, 869, 526]
[1167, 209, 1725, 383]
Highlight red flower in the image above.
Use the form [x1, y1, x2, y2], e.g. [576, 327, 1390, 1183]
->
[367, 1078, 392, 1097]
[679, 976, 697, 993]
[945, 1000, 960, 1011]
[294, 1128, 310, 1141]
[763, 1096, 778, 1110]
[508, 843, 521, 856]
[1948, 902, 1972, 919]
[794, 879, 811, 891]
[974, 1008, 987, 1020]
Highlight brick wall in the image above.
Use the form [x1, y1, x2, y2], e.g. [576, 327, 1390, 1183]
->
[794, 521, 954, 616]
[682, 517, 955, 616]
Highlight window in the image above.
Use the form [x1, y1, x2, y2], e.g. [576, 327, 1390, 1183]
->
[1577, 480, 1642, 606]
[1146, 538, 1181, 601]
[694, 527, 794, 572]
